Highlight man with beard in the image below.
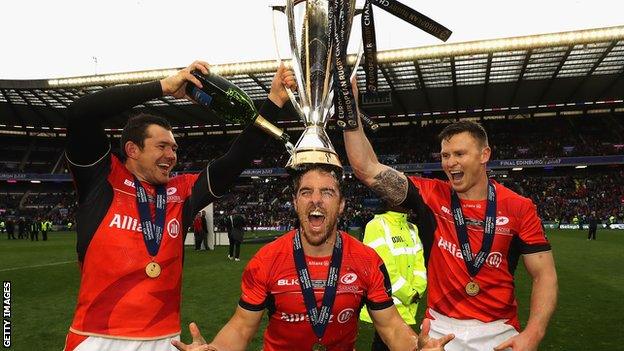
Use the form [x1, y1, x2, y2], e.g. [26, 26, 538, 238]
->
[342, 87, 558, 350]
[173, 165, 453, 351]
[63, 61, 296, 351]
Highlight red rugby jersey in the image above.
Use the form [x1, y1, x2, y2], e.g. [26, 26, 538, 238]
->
[69, 155, 203, 338]
[239, 230, 393, 350]
[405, 177, 550, 330]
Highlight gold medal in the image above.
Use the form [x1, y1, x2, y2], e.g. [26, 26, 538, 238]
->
[312, 343, 326, 351]
[145, 262, 161, 278]
[465, 281, 480, 296]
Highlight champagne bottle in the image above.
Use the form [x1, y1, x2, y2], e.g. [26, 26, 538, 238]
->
[186, 71, 293, 152]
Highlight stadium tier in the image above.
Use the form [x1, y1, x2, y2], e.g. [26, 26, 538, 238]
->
[1, 26, 623, 229]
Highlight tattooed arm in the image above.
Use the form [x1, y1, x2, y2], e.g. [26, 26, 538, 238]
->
[342, 114, 409, 206]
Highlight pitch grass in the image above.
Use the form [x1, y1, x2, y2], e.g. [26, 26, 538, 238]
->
[1, 229, 623, 350]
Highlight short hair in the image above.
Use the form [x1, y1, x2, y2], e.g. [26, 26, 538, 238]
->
[120, 114, 172, 157]
[291, 164, 343, 197]
[438, 120, 489, 148]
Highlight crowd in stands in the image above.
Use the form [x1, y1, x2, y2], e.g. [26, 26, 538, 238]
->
[2, 114, 623, 233]
[2, 169, 622, 234]
[210, 170, 624, 229]
[514, 169, 624, 224]
[2, 114, 622, 174]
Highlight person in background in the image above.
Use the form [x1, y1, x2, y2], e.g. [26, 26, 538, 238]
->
[587, 211, 598, 240]
[227, 212, 245, 261]
[360, 203, 427, 351]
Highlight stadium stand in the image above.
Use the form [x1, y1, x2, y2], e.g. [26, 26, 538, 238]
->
[1, 26, 623, 230]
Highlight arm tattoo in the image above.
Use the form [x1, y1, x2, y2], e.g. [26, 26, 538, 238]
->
[371, 169, 408, 206]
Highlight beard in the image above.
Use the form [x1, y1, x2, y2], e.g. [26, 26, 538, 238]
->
[298, 206, 338, 247]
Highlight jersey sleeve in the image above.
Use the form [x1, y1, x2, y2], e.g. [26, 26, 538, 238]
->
[400, 176, 435, 213]
[67, 151, 112, 205]
[518, 198, 551, 254]
[238, 253, 270, 311]
[362, 249, 394, 311]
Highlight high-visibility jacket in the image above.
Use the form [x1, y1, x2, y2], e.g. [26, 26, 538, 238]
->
[41, 220, 53, 231]
[359, 211, 427, 325]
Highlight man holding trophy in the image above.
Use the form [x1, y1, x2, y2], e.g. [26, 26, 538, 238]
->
[173, 1, 455, 350]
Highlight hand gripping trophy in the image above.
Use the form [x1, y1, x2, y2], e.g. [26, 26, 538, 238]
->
[272, 0, 451, 171]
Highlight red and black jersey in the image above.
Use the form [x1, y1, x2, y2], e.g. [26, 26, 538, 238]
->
[68, 154, 213, 339]
[239, 230, 393, 350]
[64, 80, 276, 341]
[402, 177, 550, 330]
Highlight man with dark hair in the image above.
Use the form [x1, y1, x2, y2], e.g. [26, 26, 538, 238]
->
[343, 83, 558, 351]
[62, 61, 296, 351]
[173, 164, 453, 351]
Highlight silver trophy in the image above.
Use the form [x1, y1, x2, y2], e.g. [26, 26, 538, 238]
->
[273, 0, 360, 171]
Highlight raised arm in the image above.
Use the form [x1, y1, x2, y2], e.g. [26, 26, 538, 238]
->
[342, 80, 409, 206]
[200, 64, 296, 197]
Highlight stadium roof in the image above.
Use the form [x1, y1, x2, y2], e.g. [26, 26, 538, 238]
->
[1, 26, 623, 134]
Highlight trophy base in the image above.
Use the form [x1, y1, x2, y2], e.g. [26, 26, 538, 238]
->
[285, 149, 342, 171]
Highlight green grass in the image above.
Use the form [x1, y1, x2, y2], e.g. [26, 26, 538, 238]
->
[1, 229, 623, 350]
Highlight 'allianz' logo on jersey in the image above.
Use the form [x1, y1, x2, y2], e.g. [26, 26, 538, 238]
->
[109, 214, 142, 232]
[280, 309, 354, 324]
[438, 237, 503, 268]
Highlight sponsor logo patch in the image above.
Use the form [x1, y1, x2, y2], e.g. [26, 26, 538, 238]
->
[167, 219, 180, 238]
[337, 308, 354, 323]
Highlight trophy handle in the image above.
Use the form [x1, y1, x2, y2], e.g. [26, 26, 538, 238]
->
[271, 4, 307, 124]
[321, 16, 365, 128]
[285, 0, 311, 111]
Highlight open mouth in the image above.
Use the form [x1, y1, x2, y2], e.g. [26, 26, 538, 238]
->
[157, 163, 171, 173]
[308, 210, 326, 229]
[450, 170, 464, 182]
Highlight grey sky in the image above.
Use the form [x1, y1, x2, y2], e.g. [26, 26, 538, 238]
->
[1, 0, 621, 79]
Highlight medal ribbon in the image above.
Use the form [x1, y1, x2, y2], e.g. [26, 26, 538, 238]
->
[293, 230, 343, 339]
[134, 177, 167, 257]
[331, 0, 358, 130]
[450, 181, 497, 277]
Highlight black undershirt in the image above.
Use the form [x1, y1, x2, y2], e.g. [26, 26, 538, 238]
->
[65, 80, 276, 261]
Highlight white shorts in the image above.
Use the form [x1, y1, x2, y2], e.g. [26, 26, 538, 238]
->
[427, 309, 518, 351]
[65, 332, 180, 351]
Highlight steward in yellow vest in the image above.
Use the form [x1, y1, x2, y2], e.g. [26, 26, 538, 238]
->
[360, 210, 427, 350]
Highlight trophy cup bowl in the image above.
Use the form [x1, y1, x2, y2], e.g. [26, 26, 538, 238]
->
[273, 0, 357, 171]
